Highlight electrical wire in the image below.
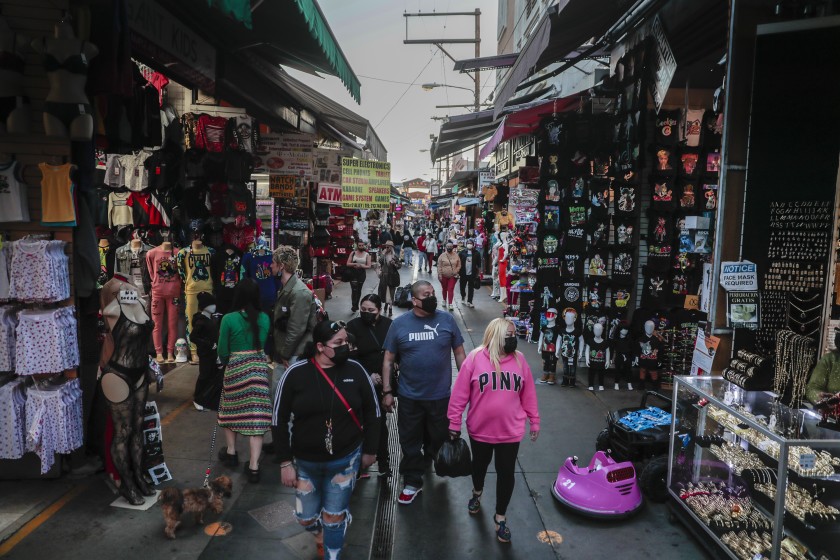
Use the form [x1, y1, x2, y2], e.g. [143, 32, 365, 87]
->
[375, 52, 437, 128]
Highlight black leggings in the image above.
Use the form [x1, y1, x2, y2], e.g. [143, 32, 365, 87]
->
[469, 438, 520, 516]
[350, 280, 364, 309]
[459, 275, 475, 302]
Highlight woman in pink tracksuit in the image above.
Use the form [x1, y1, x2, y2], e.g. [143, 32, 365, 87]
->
[447, 318, 540, 544]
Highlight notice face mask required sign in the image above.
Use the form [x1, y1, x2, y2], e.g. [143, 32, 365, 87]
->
[719, 260, 758, 291]
[341, 158, 391, 210]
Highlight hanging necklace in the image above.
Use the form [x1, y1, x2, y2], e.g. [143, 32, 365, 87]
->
[787, 298, 821, 319]
[315, 358, 338, 455]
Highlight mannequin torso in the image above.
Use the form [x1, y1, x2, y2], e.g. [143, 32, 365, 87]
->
[0, 17, 29, 133]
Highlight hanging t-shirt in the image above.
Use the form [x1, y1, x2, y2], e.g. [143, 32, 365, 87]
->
[146, 246, 182, 298]
[176, 245, 215, 295]
[223, 223, 256, 252]
[543, 204, 561, 230]
[225, 151, 254, 183]
[567, 176, 588, 201]
[650, 177, 676, 212]
[542, 179, 562, 203]
[144, 149, 178, 191]
[127, 191, 170, 226]
[586, 338, 610, 369]
[677, 179, 699, 211]
[120, 151, 152, 192]
[104, 154, 124, 187]
[560, 281, 583, 311]
[702, 183, 718, 210]
[613, 220, 635, 247]
[233, 116, 255, 153]
[653, 109, 681, 145]
[651, 145, 677, 176]
[588, 178, 611, 216]
[613, 285, 633, 310]
[588, 214, 610, 247]
[682, 109, 704, 147]
[587, 250, 609, 278]
[614, 182, 639, 216]
[612, 249, 635, 285]
[212, 247, 243, 313]
[565, 225, 587, 253]
[539, 233, 562, 257]
[642, 269, 669, 307]
[209, 182, 229, 217]
[565, 200, 587, 228]
[586, 279, 607, 311]
[183, 149, 206, 180]
[94, 186, 110, 226]
[648, 211, 674, 246]
[39, 163, 76, 225]
[227, 184, 255, 218]
[647, 243, 673, 272]
[108, 191, 133, 228]
[702, 110, 722, 149]
[678, 150, 700, 179]
[562, 252, 584, 278]
[195, 114, 229, 152]
[241, 248, 280, 312]
[0, 161, 30, 222]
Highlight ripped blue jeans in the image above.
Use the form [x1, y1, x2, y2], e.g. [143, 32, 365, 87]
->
[294, 445, 361, 559]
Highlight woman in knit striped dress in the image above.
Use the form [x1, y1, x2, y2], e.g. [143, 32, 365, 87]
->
[217, 278, 273, 483]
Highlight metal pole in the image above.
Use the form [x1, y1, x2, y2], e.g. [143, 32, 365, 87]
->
[474, 8, 481, 169]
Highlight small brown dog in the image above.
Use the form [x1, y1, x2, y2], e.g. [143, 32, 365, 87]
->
[159, 475, 233, 539]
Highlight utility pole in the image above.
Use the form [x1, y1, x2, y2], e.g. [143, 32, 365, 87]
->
[404, 9, 481, 176]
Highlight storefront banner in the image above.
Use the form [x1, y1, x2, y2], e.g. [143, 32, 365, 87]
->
[313, 149, 348, 184]
[127, 0, 216, 91]
[719, 260, 758, 291]
[648, 16, 677, 113]
[269, 174, 297, 199]
[341, 158, 391, 210]
[726, 291, 760, 330]
[479, 170, 494, 189]
[254, 133, 314, 177]
[317, 183, 343, 206]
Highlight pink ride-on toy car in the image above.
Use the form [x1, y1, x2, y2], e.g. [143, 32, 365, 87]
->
[551, 450, 643, 518]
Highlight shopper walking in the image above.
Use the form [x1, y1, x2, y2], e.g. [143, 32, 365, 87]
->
[346, 241, 371, 313]
[382, 280, 467, 505]
[447, 318, 540, 544]
[437, 241, 461, 311]
[268, 246, 318, 454]
[346, 294, 393, 477]
[376, 240, 401, 316]
[416, 231, 428, 272]
[393, 229, 404, 260]
[217, 279, 273, 483]
[274, 320, 381, 560]
[424, 233, 438, 275]
[458, 240, 482, 308]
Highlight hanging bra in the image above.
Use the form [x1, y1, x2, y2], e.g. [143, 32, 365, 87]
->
[43, 42, 89, 74]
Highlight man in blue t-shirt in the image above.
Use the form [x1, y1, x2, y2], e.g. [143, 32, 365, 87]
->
[383, 280, 466, 505]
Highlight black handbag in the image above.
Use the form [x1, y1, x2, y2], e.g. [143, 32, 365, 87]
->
[472, 276, 481, 290]
[435, 437, 472, 478]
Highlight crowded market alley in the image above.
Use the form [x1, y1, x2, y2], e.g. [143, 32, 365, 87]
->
[2, 1, 840, 560]
[0, 263, 702, 560]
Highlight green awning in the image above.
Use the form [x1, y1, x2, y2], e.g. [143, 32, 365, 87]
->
[293, 0, 361, 103]
[207, 0, 252, 29]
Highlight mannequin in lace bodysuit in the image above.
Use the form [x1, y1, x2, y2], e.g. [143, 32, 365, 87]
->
[100, 276, 155, 505]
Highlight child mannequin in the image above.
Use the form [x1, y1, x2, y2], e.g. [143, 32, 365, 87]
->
[585, 323, 610, 391]
[612, 322, 634, 390]
[635, 320, 661, 390]
[557, 308, 581, 387]
[537, 307, 560, 385]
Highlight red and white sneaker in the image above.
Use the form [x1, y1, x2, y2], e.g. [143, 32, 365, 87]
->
[397, 485, 422, 505]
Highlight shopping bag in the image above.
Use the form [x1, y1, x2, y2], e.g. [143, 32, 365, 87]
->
[434, 437, 472, 478]
[394, 284, 413, 308]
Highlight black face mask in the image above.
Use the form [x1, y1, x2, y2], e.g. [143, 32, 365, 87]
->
[504, 336, 518, 354]
[360, 311, 377, 325]
[329, 344, 350, 366]
[419, 295, 437, 313]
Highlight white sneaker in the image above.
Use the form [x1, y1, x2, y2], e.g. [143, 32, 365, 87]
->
[627, 383, 634, 391]
[588, 386, 595, 391]
[598, 386, 605, 391]
[614, 383, 620, 391]
[193, 401, 205, 411]
[467, 302, 474, 308]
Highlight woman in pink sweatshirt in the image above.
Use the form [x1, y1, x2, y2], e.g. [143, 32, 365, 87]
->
[447, 318, 540, 544]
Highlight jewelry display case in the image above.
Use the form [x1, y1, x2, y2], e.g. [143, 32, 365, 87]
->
[667, 376, 840, 560]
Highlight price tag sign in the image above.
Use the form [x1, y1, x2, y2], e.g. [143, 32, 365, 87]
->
[799, 453, 816, 470]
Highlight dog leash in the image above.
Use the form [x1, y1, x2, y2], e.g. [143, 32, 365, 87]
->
[203, 389, 224, 488]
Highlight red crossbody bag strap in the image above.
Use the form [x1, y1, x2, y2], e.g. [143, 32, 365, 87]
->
[311, 359, 363, 431]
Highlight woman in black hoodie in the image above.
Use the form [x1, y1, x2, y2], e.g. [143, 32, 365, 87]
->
[273, 320, 381, 559]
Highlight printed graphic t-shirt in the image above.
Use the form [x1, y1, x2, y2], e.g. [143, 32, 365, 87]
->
[177, 246, 215, 294]
[146, 247, 182, 298]
[383, 309, 464, 400]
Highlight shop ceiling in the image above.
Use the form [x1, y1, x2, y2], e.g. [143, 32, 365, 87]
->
[165, 0, 361, 102]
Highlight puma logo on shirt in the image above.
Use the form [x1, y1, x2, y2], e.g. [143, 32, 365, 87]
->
[408, 323, 440, 341]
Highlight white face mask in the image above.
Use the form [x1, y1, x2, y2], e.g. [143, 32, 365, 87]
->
[204, 305, 217, 314]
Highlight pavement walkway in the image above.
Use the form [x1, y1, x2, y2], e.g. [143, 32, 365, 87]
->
[0, 258, 705, 559]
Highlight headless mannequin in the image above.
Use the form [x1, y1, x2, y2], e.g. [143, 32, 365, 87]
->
[0, 17, 30, 134]
[147, 239, 181, 364]
[635, 320, 661, 389]
[585, 323, 611, 391]
[491, 226, 502, 299]
[181, 238, 212, 363]
[32, 20, 98, 140]
[557, 310, 581, 387]
[537, 308, 560, 384]
[614, 327, 634, 391]
[100, 276, 154, 505]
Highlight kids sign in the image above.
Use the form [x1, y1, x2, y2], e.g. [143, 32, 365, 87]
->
[719, 261, 758, 292]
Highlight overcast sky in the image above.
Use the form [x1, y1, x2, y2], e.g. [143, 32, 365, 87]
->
[287, 0, 499, 184]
